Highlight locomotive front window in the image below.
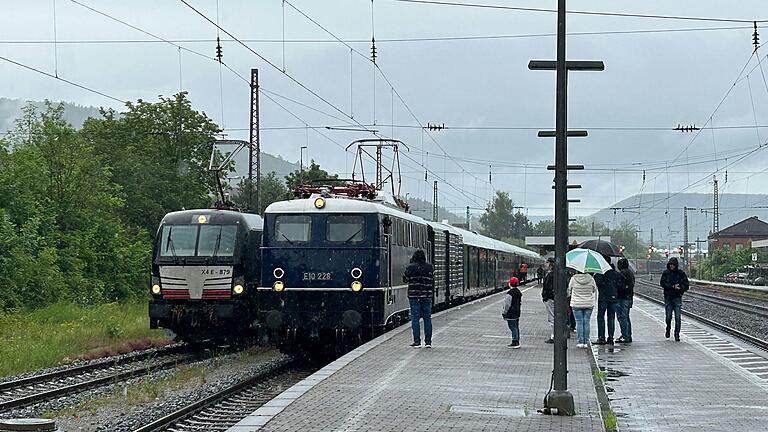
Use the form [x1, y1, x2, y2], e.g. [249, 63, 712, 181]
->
[160, 225, 197, 257]
[197, 225, 238, 257]
[327, 215, 365, 242]
[275, 215, 311, 243]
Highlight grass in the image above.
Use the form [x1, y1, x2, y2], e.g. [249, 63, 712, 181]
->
[0, 302, 168, 377]
[44, 363, 208, 419]
[604, 409, 618, 431]
[592, 369, 606, 381]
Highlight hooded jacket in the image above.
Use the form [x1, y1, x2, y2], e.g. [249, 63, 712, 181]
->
[617, 258, 635, 300]
[542, 269, 555, 302]
[660, 257, 689, 299]
[594, 265, 623, 303]
[569, 273, 597, 309]
[404, 250, 434, 299]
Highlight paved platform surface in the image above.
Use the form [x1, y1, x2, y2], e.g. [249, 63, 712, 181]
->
[229, 285, 605, 431]
[592, 296, 768, 432]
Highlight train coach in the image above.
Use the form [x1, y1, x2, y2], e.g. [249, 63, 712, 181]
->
[148, 209, 263, 342]
[255, 189, 543, 351]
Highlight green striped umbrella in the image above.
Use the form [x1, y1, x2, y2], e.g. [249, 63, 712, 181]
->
[565, 248, 612, 274]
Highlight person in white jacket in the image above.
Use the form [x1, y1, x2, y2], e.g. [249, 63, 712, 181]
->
[569, 271, 597, 348]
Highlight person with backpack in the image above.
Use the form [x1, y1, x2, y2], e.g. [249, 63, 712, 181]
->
[541, 257, 556, 343]
[660, 257, 689, 341]
[616, 258, 636, 343]
[502, 276, 523, 349]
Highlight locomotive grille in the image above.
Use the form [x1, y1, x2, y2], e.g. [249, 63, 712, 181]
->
[159, 266, 233, 300]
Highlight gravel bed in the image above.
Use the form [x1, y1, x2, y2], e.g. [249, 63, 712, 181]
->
[0, 343, 183, 386]
[635, 280, 768, 341]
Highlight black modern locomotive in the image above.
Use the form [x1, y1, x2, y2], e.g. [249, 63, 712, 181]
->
[256, 191, 543, 349]
[148, 209, 263, 342]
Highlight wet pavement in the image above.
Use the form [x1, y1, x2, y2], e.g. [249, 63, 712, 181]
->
[591, 297, 768, 431]
[231, 286, 605, 431]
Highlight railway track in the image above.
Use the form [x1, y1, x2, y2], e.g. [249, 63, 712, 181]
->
[0, 345, 194, 413]
[634, 279, 768, 351]
[132, 359, 311, 432]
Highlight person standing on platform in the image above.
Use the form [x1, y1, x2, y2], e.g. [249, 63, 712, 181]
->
[542, 257, 556, 343]
[536, 265, 545, 284]
[404, 249, 434, 348]
[593, 255, 623, 345]
[519, 262, 529, 282]
[616, 258, 636, 343]
[660, 257, 689, 342]
[502, 276, 523, 349]
[569, 271, 597, 348]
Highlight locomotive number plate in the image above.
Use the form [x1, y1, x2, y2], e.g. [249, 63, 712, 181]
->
[303, 272, 332, 281]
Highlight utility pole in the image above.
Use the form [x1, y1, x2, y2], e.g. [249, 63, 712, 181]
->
[650, 228, 654, 248]
[300, 145, 307, 172]
[466, 206, 471, 230]
[433, 181, 439, 222]
[249, 68, 260, 213]
[683, 206, 695, 269]
[528, 0, 603, 416]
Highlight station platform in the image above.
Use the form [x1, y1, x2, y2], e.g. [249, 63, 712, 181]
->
[228, 285, 605, 432]
[593, 296, 768, 431]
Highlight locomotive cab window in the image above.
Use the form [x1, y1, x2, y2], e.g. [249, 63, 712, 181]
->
[326, 215, 365, 242]
[160, 225, 197, 257]
[197, 225, 238, 257]
[275, 215, 311, 243]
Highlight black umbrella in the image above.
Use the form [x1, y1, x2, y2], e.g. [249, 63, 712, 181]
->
[577, 239, 624, 257]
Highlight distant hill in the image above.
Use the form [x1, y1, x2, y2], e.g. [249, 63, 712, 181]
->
[0, 98, 100, 131]
[587, 193, 768, 246]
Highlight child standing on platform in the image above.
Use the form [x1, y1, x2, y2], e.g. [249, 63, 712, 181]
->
[502, 277, 523, 349]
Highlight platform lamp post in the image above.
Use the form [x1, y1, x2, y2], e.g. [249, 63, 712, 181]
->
[529, 0, 604, 415]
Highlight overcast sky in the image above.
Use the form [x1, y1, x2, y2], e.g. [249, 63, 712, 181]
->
[3, 1, 768, 231]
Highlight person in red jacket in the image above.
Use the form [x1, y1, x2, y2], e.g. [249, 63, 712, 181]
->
[519, 262, 529, 282]
[502, 277, 523, 348]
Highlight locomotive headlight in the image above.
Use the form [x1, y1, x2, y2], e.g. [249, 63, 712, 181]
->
[351, 281, 363, 292]
[151, 284, 161, 295]
[314, 197, 326, 209]
[233, 284, 244, 295]
[350, 267, 362, 279]
[273, 267, 285, 279]
[273, 281, 285, 292]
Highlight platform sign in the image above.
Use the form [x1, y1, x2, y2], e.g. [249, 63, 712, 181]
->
[752, 252, 758, 262]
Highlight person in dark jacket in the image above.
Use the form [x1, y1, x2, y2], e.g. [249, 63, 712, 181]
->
[536, 265, 545, 284]
[616, 258, 635, 343]
[593, 254, 624, 345]
[404, 250, 435, 348]
[541, 257, 556, 343]
[502, 276, 523, 349]
[660, 257, 689, 341]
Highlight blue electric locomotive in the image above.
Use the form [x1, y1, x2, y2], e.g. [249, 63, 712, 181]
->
[256, 189, 543, 350]
[148, 209, 263, 342]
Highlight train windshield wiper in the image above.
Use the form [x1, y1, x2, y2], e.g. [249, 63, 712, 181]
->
[280, 232, 295, 245]
[211, 227, 223, 258]
[343, 228, 363, 243]
[166, 227, 179, 263]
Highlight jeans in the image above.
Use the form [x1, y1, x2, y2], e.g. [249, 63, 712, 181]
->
[664, 295, 683, 337]
[573, 308, 593, 345]
[617, 298, 633, 339]
[410, 298, 433, 344]
[597, 300, 618, 341]
[506, 319, 520, 342]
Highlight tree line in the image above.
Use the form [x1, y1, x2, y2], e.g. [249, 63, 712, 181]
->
[0, 95, 335, 311]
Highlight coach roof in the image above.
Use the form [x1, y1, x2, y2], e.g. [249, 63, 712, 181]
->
[265, 196, 427, 225]
[160, 209, 263, 230]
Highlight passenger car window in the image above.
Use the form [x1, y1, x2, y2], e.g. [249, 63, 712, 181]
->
[327, 215, 365, 242]
[276, 215, 311, 243]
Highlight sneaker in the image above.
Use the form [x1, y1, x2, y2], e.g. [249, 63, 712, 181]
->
[594, 338, 606, 345]
[616, 337, 632, 344]
[674, 336, 680, 342]
[607, 338, 614, 345]
[410, 342, 421, 348]
[665, 329, 670, 339]
[512, 342, 521, 349]
[545, 338, 554, 344]
[424, 343, 432, 348]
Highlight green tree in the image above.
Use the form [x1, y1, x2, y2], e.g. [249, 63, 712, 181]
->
[231, 173, 290, 214]
[285, 160, 339, 190]
[81, 92, 220, 235]
[479, 191, 532, 240]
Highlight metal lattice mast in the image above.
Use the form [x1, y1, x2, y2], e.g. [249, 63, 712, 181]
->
[249, 69, 261, 213]
[433, 181, 438, 222]
[713, 176, 719, 234]
[466, 206, 471, 230]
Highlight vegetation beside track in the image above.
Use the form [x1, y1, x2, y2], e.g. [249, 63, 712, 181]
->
[0, 302, 167, 377]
